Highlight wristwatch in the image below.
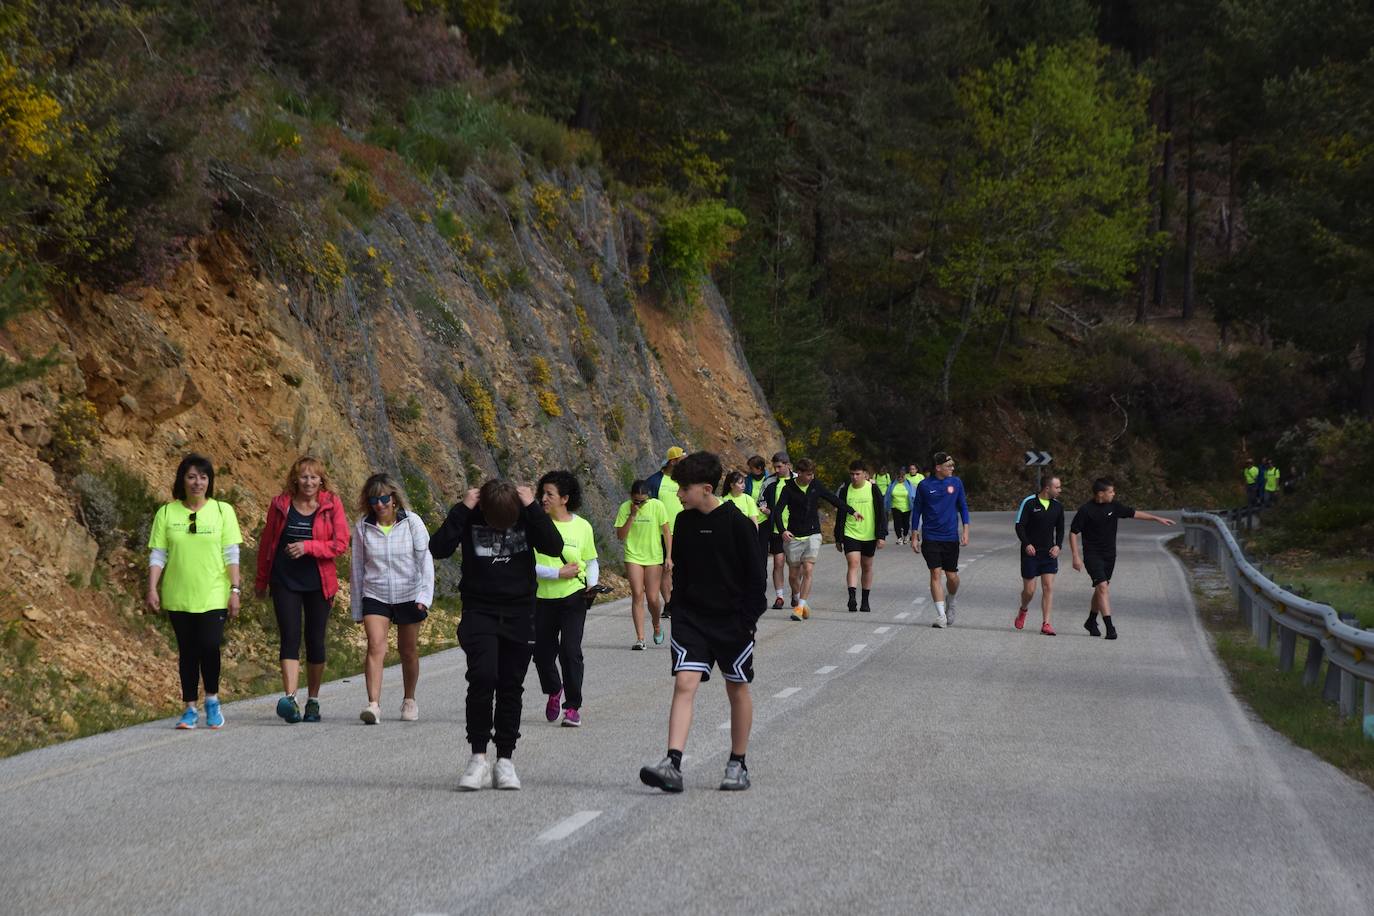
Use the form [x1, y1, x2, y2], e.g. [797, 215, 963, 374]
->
[230, 586, 241, 594]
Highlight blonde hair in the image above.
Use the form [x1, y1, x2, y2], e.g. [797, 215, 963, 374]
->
[358, 473, 408, 519]
[286, 456, 331, 497]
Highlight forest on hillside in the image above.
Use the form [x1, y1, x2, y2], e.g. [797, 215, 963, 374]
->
[2, 0, 1372, 504]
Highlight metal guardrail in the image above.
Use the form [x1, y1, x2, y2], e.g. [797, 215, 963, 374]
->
[1182, 511, 1374, 738]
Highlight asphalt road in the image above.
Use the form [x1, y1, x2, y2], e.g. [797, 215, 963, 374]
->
[3, 512, 1372, 915]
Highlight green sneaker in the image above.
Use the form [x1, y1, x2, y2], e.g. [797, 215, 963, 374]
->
[302, 698, 321, 722]
[275, 695, 302, 724]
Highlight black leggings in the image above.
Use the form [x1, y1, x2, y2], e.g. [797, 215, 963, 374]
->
[534, 593, 588, 709]
[272, 585, 330, 663]
[168, 610, 227, 702]
[892, 508, 911, 540]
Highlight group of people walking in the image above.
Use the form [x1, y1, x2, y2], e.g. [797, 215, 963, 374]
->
[145, 442, 1174, 794]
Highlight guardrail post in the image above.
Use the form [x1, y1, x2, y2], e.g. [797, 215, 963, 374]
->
[1365, 683, 1374, 741]
[1338, 670, 1357, 718]
[1302, 638, 1325, 688]
[1278, 628, 1296, 672]
[1255, 598, 1271, 649]
[1237, 587, 1252, 626]
[1322, 662, 1341, 703]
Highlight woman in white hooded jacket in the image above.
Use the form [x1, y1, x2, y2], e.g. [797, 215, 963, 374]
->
[350, 473, 435, 724]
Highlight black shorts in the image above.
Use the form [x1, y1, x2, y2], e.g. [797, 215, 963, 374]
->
[1083, 553, 1116, 587]
[842, 537, 877, 557]
[768, 532, 785, 555]
[362, 596, 428, 625]
[1020, 553, 1059, 580]
[920, 538, 960, 572]
[669, 611, 756, 684]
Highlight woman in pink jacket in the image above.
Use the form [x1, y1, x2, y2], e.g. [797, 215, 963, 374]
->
[255, 456, 350, 723]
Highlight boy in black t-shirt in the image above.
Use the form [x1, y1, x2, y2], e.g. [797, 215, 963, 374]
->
[1068, 477, 1176, 640]
[639, 451, 766, 792]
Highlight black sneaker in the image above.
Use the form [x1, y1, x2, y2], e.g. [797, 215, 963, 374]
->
[661, 606, 671, 620]
[639, 756, 684, 793]
[847, 601, 858, 613]
[1105, 626, 1118, 640]
[302, 698, 321, 722]
[859, 603, 871, 613]
[1084, 617, 1102, 637]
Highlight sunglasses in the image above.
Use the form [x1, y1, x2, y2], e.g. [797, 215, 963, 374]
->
[188, 511, 197, 534]
[368, 494, 393, 506]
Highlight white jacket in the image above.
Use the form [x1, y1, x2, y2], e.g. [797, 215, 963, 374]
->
[349, 510, 436, 621]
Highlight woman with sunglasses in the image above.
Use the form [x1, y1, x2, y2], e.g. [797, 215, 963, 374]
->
[350, 473, 434, 724]
[147, 453, 243, 729]
[255, 456, 350, 723]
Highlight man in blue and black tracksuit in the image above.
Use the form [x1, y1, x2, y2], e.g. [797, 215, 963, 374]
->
[1013, 476, 1064, 635]
[909, 451, 970, 629]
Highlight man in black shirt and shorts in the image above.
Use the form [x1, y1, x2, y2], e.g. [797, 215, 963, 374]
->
[1069, 477, 1176, 640]
[1013, 475, 1064, 635]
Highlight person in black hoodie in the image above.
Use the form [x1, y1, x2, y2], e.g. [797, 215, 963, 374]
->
[639, 451, 766, 793]
[775, 457, 858, 620]
[430, 479, 562, 792]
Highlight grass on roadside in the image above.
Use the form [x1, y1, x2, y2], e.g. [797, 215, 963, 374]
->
[1249, 551, 1374, 628]
[1171, 540, 1374, 789]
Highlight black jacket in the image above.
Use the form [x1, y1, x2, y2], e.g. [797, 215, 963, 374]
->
[668, 501, 767, 623]
[1014, 495, 1064, 552]
[429, 501, 562, 614]
[832, 482, 889, 542]
[773, 478, 853, 538]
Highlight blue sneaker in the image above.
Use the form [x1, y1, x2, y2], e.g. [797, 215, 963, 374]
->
[276, 695, 302, 724]
[205, 697, 224, 729]
[176, 707, 198, 730]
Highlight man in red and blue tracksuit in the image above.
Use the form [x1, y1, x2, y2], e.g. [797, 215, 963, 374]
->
[909, 451, 970, 629]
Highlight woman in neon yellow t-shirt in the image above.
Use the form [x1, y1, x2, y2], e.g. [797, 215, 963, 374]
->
[534, 470, 599, 727]
[722, 470, 762, 528]
[614, 480, 672, 650]
[147, 454, 243, 730]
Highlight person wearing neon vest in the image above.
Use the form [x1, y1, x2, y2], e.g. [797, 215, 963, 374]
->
[1242, 459, 1260, 508]
[1262, 457, 1281, 507]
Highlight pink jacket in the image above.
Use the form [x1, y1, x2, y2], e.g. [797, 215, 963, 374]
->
[255, 489, 350, 598]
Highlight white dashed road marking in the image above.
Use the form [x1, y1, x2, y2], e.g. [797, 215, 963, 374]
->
[873, 627, 891, 634]
[773, 687, 802, 699]
[895, 612, 911, 620]
[815, 666, 838, 674]
[847, 644, 867, 654]
[536, 811, 601, 843]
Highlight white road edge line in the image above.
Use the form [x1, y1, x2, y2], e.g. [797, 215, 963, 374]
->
[815, 665, 838, 674]
[874, 626, 891, 634]
[773, 687, 802, 699]
[847, 644, 867, 654]
[536, 810, 602, 843]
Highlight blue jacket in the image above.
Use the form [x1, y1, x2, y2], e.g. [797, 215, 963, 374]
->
[883, 478, 918, 513]
[913, 475, 970, 541]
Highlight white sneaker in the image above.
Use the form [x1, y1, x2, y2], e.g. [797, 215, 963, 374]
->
[458, 754, 491, 791]
[493, 758, 522, 790]
[360, 702, 381, 724]
[945, 595, 957, 624]
[400, 698, 419, 721]
[932, 614, 948, 629]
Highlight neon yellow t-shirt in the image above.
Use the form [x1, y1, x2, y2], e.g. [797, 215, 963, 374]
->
[379, 523, 394, 535]
[724, 492, 761, 524]
[1243, 466, 1259, 485]
[657, 474, 683, 523]
[844, 483, 876, 541]
[615, 498, 668, 566]
[536, 514, 598, 600]
[1038, 498, 1050, 510]
[889, 480, 910, 511]
[873, 474, 891, 493]
[1265, 467, 1280, 492]
[770, 477, 791, 531]
[149, 500, 243, 613]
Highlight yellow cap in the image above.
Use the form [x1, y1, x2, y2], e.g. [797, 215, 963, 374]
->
[665, 446, 686, 462]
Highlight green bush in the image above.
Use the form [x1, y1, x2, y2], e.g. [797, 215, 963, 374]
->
[656, 198, 746, 311]
[73, 462, 159, 556]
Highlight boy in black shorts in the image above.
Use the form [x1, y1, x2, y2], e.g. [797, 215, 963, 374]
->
[1068, 477, 1176, 640]
[834, 460, 887, 612]
[760, 451, 794, 609]
[639, 451, 766, 792]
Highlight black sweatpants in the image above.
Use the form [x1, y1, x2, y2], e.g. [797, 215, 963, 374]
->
[892, 508, 911, 540]
[458, 609, 535, 758]
[534, 593, 588, 709]
[272, 585, 330, 663]
[167, 610, 228, 702]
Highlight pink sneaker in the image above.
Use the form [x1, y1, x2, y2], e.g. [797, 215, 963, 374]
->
[545, 689, 562, 722]
[1014, 608, 1028, 630]
[562, 708, 581, 728]
[1041, 622, 1057, 636]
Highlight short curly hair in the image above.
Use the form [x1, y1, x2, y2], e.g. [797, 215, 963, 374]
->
[537, 469, 582, 512]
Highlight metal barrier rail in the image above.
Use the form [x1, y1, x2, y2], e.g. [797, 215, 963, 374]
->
[1182, 511, 1374, 736]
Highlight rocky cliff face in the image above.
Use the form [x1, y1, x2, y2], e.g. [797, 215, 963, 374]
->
[0, 162, 780, 751]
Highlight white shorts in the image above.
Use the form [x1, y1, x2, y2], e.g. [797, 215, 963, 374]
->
[783, 533, 822, 566]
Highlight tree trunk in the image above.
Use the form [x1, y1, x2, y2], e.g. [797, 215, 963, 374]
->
[1135, 262, 1149, 323]
[1026, 279, 1043, 319]
[1362, 318, 1374, 419]
[1225, 138, 1238, 255]
[995, 283, 1021, 361]
[1153, 90, 1173, 310]
[941, 274, 981, 405]
[1182, 120, 1197, 320]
